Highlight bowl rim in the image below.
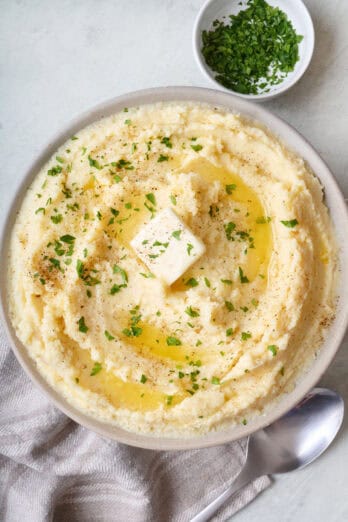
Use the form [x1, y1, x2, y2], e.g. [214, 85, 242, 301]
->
[192, 0, 315, 101]
[1, 85, 347, 451]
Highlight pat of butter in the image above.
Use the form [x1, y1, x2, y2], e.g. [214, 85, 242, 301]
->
[130, 208, 206, 285]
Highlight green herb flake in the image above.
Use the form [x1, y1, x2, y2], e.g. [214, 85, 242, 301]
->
[158, 154, 169, 162]
[185, 277, 199, 288]
[172, 230, 182, 240]
[166, 395, 173, 405]
[78, 316, 88, 333]
[166, 336, 182, 346]
[124, 119, 132, 125]
[140, 374, 147, 384]
[187, 243, 194, 255]
[226, 184, 237, 194]
[88, 155, 102, 170]
[238, 266, 249, 283]
[51, 214, 63, 224]
[221, 279, 232, 285]
[268, 344, 278, 356]
[47, 165, 62, 176]
[224, 221, 236, 240]
[225, 300, 235, 311]
[161, 136, 173, 148]
[191, 144, 203, 152]
[103, 330, 114, 341]
[146, 193, 156, 206]
[281, 219, 298, 228]
[90, 362, 102, 376]
[241, 331, 252, 341]
[256, 216, 271, 224]
[226, 328, 234, 337]
[204, 277, 211, 288]
[170, 194, 177, 205]
[185, 306, 200, 318]
[60, 234, 75, 244]
[211, 376, 220, 385]
[113, 264, 128, 283]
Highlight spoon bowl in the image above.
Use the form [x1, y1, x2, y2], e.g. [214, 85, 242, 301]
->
[191, 388, 344, 522]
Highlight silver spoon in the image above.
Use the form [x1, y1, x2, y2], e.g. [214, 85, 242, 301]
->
[191, 387, 344, 522]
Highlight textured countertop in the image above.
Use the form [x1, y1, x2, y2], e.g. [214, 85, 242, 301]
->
[1, 1, 347, 520]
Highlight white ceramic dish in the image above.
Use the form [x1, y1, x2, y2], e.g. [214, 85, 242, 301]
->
[1, 86, 347, 450]
[193, 0, 315, 101]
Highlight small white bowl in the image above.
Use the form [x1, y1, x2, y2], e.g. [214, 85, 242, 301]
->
[193, 0, 315, 101]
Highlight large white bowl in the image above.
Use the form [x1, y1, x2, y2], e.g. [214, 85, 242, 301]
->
[1, 87, 347, 450]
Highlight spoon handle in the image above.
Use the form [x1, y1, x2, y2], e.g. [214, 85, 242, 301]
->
[190, 466, 255, 522]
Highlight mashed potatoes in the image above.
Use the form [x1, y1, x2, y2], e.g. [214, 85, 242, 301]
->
[8, 102, 337, 436]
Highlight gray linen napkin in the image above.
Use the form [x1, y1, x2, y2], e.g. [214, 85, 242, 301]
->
[0, 328, 270, 522]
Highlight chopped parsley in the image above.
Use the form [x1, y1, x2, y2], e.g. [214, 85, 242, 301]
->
[268, 344, 278, 356]
[226, 328, 234, 337]
[185, 306, 200, 318]
[238, 267, 249, 283]
[140, 374, 147, 384]
[281, 219, 298, 228]
[158, 154, 169, 162]
[170, 194, 177, 205]
[221, 279, 232, 285]
[88, 155, 102, 170]
[166, 395, 174, 405]
[225, 300, 235, 311]
[172, 230, 182, 240]
[51, 214, 63, 224]
[90, 362, 102, 376]
[161, 136, 173, 148]
[241, 331, 252, 341]
[104, 330, 115, 341]
[191, 144, 203, 152]
[47, 165, 62, 176]
[204, 277, 211, 288]
[226, 184, 237, 194]
[187, 243, 194, 255]
[60, 234, 75, 244]
[145, 193, 156, 206]
[224, 221, 236, 240]
[185, 277, 199, 288]
[211, 376, 220, 385]
[78, 316, 88, 333]
[201, 0, 303, 95]
[166, 336, 182, 346]
[113, 264, 128, 283]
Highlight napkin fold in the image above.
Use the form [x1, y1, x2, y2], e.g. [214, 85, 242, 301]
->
[0, 328, 270, 521]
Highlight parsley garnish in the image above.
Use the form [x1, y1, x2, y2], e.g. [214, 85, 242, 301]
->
[166, 336, 182, 346]
[88, 155, 102, 170]
[185, 306, 200, 318]
[241, 331, 252, 341]
[90, 362, 102, 376]
[187, 243, 194, 255]
[146, 193, 156, 206]
[172, 230, 182, 240]
[158, 154, 169, 162]
[204, 277, 211, 288]
[170, 194, 177, 205]
[211, 376, 220, 385]
[226, 184, 237, 194]
[104, 330, 115, 341]
[161, 136, 172, 148]
[238, 267, 249, 283]
[281, 219, 298, 228]
[51, 214, 63, 224]
[47, 165, 62, 176]
[268, 344, 278, 356]
[191, 144, 203, 152]
[78, 316, 88, 333]
[226, 328, 234, 337]
[225, 300, 235, 311]
[185, 277, 199, 287]
[140, 374, 147, 384]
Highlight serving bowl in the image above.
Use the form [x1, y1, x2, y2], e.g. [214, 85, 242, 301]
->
[193, 0, 315, 101]
[1, 86, 347, 450]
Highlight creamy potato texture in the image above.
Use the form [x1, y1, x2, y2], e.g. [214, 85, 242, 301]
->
[8, 103, 337, 436]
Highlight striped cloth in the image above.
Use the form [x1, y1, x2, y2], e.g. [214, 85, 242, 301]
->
[0, 328, 270, 521]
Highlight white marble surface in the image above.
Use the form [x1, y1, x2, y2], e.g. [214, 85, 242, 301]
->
[0, 1, 347, 520]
